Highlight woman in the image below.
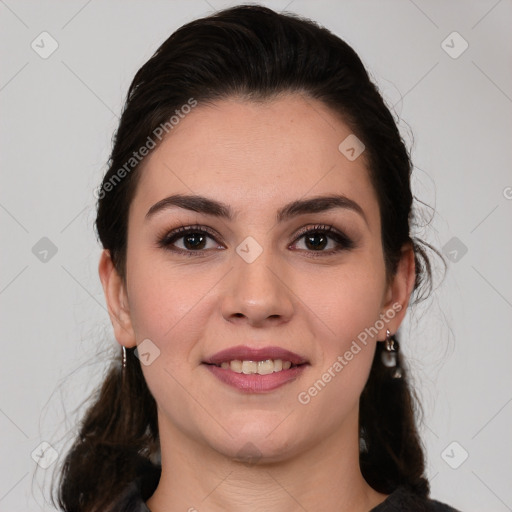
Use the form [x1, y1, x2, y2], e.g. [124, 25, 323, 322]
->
[54, 5, 459, 511]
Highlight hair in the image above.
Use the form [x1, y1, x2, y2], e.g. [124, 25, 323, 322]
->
[54, 5, 445, 511]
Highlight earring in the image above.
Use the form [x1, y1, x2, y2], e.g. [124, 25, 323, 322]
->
[122, 345, 127, 370]
[381, 329, 403, 379]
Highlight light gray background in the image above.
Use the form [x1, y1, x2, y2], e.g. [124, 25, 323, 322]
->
[1, 1, 511, 511]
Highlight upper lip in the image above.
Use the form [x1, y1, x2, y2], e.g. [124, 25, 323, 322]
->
[203, 345, 309, 366]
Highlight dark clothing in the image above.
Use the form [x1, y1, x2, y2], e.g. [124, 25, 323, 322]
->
[115, 462, 461, 512]
[368, 485, 461, 511]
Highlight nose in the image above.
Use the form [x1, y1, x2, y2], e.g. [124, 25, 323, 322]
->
[220, 243, 294, 327]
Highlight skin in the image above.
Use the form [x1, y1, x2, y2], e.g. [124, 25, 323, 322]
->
[99, 94, 416, 512]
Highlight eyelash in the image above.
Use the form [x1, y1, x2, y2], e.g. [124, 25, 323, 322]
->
[156, 223, 355, 257]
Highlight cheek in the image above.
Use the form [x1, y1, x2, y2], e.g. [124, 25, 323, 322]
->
[299, 260, 386, 344]
[294, 266, 382, 424]
[125, 250, 211, 343]
[125, 255, 219, 435]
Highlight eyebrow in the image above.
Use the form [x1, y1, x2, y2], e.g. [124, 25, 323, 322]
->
[145, 193, 368, 226]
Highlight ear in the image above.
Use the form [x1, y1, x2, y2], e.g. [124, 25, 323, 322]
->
[378, 242, 416, 339]
[98, 249, 137, 348]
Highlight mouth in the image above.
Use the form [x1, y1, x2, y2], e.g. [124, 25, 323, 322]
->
[202, 345, 309, 392]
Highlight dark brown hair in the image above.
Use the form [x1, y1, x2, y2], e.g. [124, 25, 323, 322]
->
[53, 5, 444, 511]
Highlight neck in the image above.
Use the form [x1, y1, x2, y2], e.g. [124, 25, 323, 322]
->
[146, 409, 388, 512]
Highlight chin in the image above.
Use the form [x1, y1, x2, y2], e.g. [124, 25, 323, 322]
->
[205, 420, 307, 465]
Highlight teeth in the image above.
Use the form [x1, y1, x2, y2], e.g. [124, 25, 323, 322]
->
[218, 359, 296, 374]
[257, 360, 274, 375]
[242, 360, 257, 374]
[230, 360, 243, 373]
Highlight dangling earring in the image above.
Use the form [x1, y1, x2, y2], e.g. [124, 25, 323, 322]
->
[122, 345, 127, 371]
[381, 329, 403, 379]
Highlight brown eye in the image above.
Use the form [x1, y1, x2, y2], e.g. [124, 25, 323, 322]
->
[157, 225, 223, 255]
[179, 232, 208, 250]
[291, 224, 355, 254]
[304, 232, 329, 250]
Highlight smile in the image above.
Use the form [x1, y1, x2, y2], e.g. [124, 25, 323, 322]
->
[216, 359, 295, 374]
[202, 345, 309, 392]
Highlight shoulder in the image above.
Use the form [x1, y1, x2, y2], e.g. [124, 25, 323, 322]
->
[370, 485, 462, 512]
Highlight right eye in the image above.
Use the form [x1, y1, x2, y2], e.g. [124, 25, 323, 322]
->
[156, 225, 224, 255]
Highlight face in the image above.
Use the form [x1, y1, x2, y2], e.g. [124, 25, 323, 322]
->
[103, 94, 411, 463]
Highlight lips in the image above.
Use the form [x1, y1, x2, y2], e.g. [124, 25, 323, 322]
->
[203, 345, 308, 366]
[202, 345, 309, 393]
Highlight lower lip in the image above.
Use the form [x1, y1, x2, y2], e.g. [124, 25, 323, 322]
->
[204, 364, 307, 392]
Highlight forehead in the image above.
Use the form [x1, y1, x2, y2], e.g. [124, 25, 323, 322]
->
[130, 94, 379, 227]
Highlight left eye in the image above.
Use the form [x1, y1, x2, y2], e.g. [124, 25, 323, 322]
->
[294, 231, 339, 251]
[291, 225, 355, 253]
